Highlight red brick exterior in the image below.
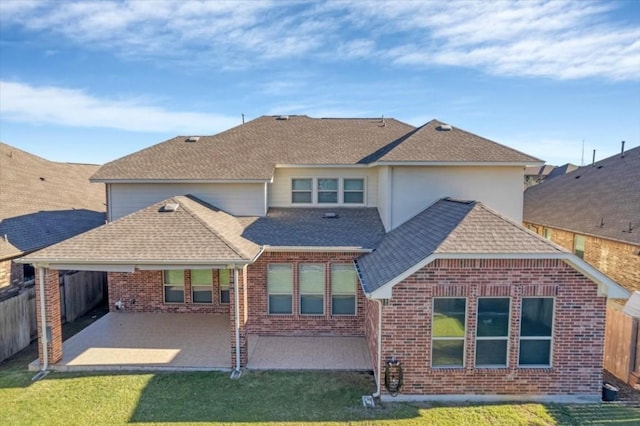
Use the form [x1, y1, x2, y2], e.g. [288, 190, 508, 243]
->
[378, 258, 606, 397]
[108, 270, 230, 314]
[35, 268, 63, 365]
[245, 251, 366, 336]
[365, 298, 380, 380]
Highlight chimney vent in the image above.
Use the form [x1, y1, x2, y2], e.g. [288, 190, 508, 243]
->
[437, 124, 453, 131]
[161, 203, 179, 212]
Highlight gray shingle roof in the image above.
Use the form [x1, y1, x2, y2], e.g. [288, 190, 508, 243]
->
[524, 146, 640, 246]
[242, 207, 384, 249]
[91, 116, 540, 182]
[0, 142, 105, 259]
[22, 195, 261, 264]
[356, 198, 564, 293]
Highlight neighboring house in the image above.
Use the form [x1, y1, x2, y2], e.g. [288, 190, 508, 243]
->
[20, 116, 627, 402]
[524, 146, 640, 295]
[524, 163, 578, 187]
[0, 142, 106, 291]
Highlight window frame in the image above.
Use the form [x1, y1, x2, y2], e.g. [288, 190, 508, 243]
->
[267, 264, 294, 315]
[291, 178, 313, 204]
[474, 297, 510, 368]
[330, 264, 357, 316]
[317, 178, 339, 204]
[431, 297, 467, 368]
[343, 178, 365, 204]
[518, 297, 555, 368]
[219, 269, 231, 304]
[163, 270, 185, 304]
[299, 263, 325, 316]
[573, 234, 585, 259]
[543, 228, 552, 240]
[289, 177, 366, 206]
[190, 269, 213, 304]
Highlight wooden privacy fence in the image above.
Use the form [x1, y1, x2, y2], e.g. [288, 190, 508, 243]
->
[604, 305, 640, 384]
[0, 271, 106, 362]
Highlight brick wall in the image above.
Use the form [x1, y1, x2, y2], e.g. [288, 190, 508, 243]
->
[107, 270, 230, 314]
[246, 251, 366, 336]
[525, 223, 640, 292]
[380, 258, 606, 397]
[35, 268, 63, 365]
[364, 298, 380, 379]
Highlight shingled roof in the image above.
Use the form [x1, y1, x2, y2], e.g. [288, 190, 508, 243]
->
[0, 142, 105, 260]
[91, 116, 541, 182]
[524, 146, 640, 246]
[21, 195, 261, 265]
[355, 198, 565, 294]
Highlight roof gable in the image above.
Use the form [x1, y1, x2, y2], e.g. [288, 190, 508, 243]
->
[524, 146, 640, 245]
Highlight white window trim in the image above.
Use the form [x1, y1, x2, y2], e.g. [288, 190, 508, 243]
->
[290, 177, 367, 206]
[317, 178, 339, 205]
[163, 270, 185, 304]
[431, 297, 467, 369]
[191, 270, 214, 305]
[517, 296, 555, 368]
[299, 263, 325, 316]
[267, 264, 294, 315]
[330, 264, 358, 316]
[474, 297, 511, 368]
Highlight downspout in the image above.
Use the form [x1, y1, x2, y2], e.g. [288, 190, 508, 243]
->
[234, 268, 241, 373]
[34, 267, 49, 379]
[372, 298, 383, 398]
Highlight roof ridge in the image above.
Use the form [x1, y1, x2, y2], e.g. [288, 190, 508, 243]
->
[173, 195, 250, 259]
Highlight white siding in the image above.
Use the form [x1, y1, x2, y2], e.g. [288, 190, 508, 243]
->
[109, 183, 266, 220]
[377, 166, 391, 230]
[390, 166, 524, 229]
[269, 167, 378, 207]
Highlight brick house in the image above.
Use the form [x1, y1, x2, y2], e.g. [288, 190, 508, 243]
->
[20, 116, 627, 402]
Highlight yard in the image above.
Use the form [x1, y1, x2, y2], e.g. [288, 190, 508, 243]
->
[1, 308, 639, 425]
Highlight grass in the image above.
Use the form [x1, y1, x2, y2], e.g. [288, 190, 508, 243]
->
[2, 368, 640, 425]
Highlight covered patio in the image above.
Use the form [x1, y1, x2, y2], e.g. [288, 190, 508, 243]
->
[28, 312, 373, 372]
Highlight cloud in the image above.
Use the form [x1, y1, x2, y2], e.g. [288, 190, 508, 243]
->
[0, 81, 240, 134]
[1, 0, 638, 80]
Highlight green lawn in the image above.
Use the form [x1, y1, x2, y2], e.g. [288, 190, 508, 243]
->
[2, 368, 640, 425]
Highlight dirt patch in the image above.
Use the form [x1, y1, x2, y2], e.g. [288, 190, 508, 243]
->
[604, 370, 640, 407]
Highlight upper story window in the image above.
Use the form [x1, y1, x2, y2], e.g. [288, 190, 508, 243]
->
[573, 234, 585, 259]
[291, 178, 365, 205]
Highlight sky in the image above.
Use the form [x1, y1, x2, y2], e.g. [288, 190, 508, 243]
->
[0, 0, 639, 167]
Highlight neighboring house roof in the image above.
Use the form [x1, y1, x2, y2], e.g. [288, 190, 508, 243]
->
[355, 198, 565, 294]
[525, 165, 556, 178]
[524, 146, 640, 246]
[21, 195, 261, 266]
[242, 207, 384, 249]
[545, 163, 578, 180]
[0, 142, 105, 260]
[91, 116, 541, 182]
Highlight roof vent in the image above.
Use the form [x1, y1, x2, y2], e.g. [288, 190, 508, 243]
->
[276, 115, 290, 120]
[185, 136, 200, 142]
[161, 203, 180, 212]
[437, 124, 453, 131]
[323, 212, 339, 219]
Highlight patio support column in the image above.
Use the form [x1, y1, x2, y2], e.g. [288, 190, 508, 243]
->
[35, 267, 63, 366]
[230, 267, 248, 368]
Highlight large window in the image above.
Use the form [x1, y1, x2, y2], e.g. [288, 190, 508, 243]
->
[331, 264, 357, 315]
[268, 264, 293, 314]
[574, 234, 585, 259]
[317, 179, 338, 203]
[163, 270, 184, 303]
[432, 298, 466, 367]
[299, 264, 325, 315]
[219, 269, 231, 304]
[519, 297, 554, 366]
[191, 270, 213, 303]
[476, 298, 510, 367]
[343, 179, 364, 204]
[291, 178, 312, 204]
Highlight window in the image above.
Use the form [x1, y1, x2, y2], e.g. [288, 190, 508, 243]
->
[519, 297, 554, 366]
[543, 228, 552, 240]
[164, 270, 184, 303]
[292, 179, 312, 203]
[219, 269, 231, 304]
[476, 298, 510, 367]
[343, 178, 364, 204]
[190, 270, 213, 303]
[574, 234, 585, 259]
[268, 264, 293, 314]
[317, 178, 338, 203]
[432, 298, 466, 367]
[331, 264, 357, 315]
[299, 264, 325, 315]
[23, 264, 35, 284]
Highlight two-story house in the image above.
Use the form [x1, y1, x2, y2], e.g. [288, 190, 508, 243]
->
[20, 116, 627, 402]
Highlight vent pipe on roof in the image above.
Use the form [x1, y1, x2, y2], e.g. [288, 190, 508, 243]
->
[592, 149, 596, 166]
[242, 113, 245, 125]
[621, 140, 626, 158]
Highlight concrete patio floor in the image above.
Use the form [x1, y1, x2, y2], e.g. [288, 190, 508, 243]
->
[29, 312, 373, 372]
